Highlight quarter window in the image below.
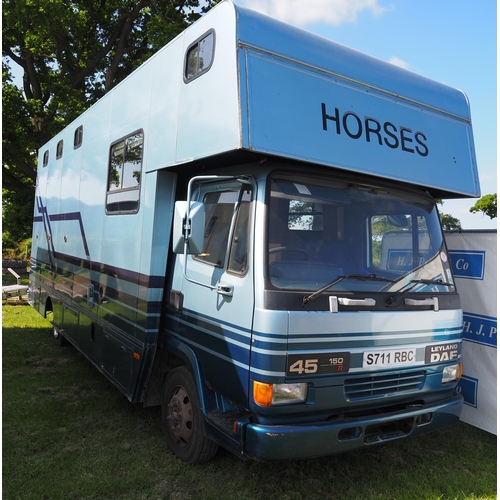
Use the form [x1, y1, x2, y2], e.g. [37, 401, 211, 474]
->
[106, 131, 143, 214]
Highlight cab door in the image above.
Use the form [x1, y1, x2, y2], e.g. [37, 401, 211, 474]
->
[173, 181, 254, 404]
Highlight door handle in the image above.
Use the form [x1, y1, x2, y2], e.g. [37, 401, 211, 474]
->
[217, 284, 234, 297]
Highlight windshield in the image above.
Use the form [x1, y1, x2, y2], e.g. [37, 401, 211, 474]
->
[267, 175, 455, 294]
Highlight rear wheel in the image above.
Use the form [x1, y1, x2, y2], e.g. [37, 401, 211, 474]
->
[161, 366, 218, 464]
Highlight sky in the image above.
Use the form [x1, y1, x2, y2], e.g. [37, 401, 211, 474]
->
[236, 0, 497, 230]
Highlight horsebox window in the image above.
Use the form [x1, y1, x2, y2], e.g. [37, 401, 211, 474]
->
[184, 30, 215, 82]
[56, 140, 64, 159]
[106, 130, 144, 215]
[74, 126, 83, 149]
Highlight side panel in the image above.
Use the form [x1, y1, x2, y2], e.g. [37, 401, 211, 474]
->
[31, 138, 177, 402]
[241, 50, 479, 198]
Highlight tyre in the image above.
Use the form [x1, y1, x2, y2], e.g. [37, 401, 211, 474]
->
[53, 326, 68, 347]
[161, 366, 219, 464]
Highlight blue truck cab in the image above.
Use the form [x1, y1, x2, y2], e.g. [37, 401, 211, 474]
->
[29, 1, 479, 463]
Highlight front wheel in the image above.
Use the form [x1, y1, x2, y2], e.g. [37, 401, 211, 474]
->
[161, 366, 219, 464]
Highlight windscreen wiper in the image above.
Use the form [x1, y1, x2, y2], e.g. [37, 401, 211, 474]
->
[386, 278, 454, 308]
[302, 274, 395, 307]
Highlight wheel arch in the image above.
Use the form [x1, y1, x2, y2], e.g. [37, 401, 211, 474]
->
[144, 336, 215, 413]
[44, 294, 53, 318]
[166, 338, 213, 414]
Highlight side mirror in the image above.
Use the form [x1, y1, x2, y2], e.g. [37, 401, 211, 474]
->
[173, 201, 205, 254]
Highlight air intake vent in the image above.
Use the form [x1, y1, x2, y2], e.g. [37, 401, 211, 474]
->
[345, 371, 426, 401]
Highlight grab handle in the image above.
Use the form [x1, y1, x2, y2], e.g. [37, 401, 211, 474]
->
[338, 297, 376, 307]
[405, 297, 439, 311]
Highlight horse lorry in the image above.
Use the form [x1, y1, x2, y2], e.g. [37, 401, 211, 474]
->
[29, 0, 479, 463]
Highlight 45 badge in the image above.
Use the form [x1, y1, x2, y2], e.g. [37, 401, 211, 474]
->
[286, 352, 351, 376]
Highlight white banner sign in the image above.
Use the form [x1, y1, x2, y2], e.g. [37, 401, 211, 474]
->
[445, 230, 497, 434]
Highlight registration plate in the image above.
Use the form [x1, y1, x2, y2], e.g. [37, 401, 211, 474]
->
[363, 348, 417, 369]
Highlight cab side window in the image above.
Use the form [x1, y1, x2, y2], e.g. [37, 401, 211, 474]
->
[194, 186, 252, 274]
[195, 190, 238, 267]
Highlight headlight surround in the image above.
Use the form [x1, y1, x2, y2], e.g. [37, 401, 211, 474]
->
[253, 381, 307, 406]
[442, 363, 462, 383]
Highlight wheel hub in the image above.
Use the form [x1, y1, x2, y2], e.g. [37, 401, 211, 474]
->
[167, 386, 193, 447]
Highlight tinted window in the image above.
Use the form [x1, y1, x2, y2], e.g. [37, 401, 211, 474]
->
[268, 175, 450, 293]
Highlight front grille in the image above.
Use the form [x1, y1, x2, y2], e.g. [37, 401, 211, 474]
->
[344, 370, 426, 401]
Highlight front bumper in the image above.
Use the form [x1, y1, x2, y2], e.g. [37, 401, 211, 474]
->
[243, 393, 463, 461]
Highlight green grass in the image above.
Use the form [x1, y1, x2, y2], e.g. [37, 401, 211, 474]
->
[2, 303, 497, 500]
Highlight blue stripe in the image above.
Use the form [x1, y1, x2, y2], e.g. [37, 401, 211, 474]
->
[164, 311, 286, 378]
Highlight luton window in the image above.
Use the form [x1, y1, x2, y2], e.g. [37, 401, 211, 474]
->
[106, 131, 143, 214]
[184, 30, 215, 82]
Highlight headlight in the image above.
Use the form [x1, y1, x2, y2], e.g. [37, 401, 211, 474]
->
[442, 363, 462, 383]
[253, 381, 307, 406]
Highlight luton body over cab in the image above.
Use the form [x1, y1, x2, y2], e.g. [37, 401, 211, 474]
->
[29, 0, 479, 463]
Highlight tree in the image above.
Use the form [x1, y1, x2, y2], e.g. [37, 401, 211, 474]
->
[439, 213, 462, 231]
[2, 65, 37, 243]
[435, 199, 462, 231]
[2, 0, 218, 244]
[470, 193, 497, 220]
